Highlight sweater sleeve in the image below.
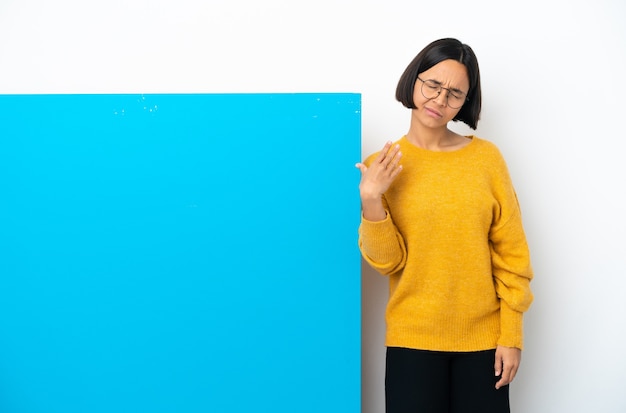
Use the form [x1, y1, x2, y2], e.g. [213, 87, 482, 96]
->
[490, 207, 534, 349]
[489, 157, 534, 349]
[358, 198, 408, 276]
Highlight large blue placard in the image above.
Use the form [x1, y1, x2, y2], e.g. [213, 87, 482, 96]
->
[0, 94, 361, 413]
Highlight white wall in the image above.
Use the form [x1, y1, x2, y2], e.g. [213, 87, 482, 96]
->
[2, 0, 625, 411]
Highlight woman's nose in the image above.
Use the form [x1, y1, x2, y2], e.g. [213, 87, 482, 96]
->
[432, 89, 450, 107]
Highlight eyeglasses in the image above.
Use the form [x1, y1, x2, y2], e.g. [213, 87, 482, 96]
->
[417, 77, 468, 109]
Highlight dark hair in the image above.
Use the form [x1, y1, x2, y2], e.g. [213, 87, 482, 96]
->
[395, 38, 482, 130]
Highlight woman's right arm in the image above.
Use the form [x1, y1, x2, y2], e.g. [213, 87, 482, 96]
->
[356, 142, 407, 275]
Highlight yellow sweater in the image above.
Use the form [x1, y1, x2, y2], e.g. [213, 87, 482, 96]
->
[359, 136, 533, 351]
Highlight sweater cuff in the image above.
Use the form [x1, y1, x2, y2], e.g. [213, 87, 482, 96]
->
[359, 212, 401, 261]
[498, 301, 524, 349]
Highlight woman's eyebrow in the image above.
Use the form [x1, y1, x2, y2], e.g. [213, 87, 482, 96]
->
[429, 79, 466, 94]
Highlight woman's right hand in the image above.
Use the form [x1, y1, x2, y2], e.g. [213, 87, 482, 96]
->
[355, 141, 402, 221]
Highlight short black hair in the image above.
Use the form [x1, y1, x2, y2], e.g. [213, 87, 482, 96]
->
[395, 38, 482, 130]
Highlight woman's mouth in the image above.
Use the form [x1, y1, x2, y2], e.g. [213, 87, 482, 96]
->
[423, 107, 443, 118]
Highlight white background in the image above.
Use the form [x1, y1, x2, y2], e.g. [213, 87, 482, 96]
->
[1, 1, 625, 412]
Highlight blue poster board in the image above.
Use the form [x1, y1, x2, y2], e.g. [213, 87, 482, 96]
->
[0, 94, 361, 413]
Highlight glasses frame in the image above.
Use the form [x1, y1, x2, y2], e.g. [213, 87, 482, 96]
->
[416, 77, 468, 109]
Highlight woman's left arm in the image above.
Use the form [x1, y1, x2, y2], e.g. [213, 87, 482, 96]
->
[488, 145, 534, 387]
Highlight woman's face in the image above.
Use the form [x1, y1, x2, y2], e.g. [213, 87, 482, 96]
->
[412, 59, 469, 126]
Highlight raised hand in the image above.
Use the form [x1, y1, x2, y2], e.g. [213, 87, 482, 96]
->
[355, 141, 402, 221]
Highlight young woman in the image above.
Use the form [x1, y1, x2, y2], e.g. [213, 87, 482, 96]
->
[356, 38, 534, 413]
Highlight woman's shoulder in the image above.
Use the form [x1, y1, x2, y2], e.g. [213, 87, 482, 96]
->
[469, 136, 512, 175]
[469, 136, 505, 157]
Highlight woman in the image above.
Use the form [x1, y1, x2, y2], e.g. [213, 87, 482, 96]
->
[356, 38, 534, 413]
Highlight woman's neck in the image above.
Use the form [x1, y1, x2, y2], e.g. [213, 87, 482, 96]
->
[406, 122, 461, 149]
[405, 113, 471, 152]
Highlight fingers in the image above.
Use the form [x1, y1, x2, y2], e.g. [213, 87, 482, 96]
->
[373, 141, 394, 164]
[494, 350, 502, 378]
[356, 141, 403, 177]
[495, 363, 519, 389]
[494, 346, 521, 390]
[377, 141, 402, 172]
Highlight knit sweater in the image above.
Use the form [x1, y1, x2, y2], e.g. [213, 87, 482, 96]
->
[359, 135, 533, 351]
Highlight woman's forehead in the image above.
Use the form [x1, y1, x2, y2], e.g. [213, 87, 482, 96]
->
[420, 60, 469, 88]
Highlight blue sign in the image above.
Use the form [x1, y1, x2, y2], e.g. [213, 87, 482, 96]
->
[0, 93, 361, 413]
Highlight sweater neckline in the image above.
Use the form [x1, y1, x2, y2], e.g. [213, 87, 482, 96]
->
[401, 135, 477, 155]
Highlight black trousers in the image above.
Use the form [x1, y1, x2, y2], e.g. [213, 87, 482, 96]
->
[385, 347, 510, 413]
